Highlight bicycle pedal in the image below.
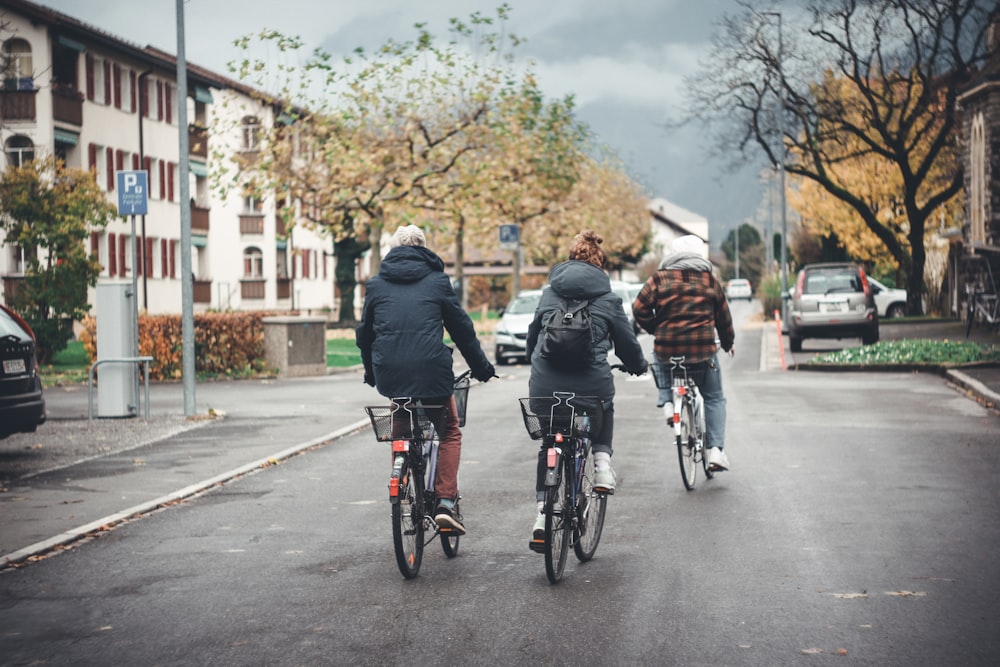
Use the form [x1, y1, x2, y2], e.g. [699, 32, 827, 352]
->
[528, 539, 546, 554]
[594, 485, 614, 495]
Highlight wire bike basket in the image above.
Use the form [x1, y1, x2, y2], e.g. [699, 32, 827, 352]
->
[453, 373, 470, 428]
[518, 394, 602, 440]
[364, 402, 440, 442]
[651, 358, 708, 390]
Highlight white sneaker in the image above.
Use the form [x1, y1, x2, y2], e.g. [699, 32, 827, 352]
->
[706, 447, 730, 471]
[594, 467, 616, 494]
[532, 513, 545, 540]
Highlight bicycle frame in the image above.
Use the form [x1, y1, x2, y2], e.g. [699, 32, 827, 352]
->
[656, 357, 711, 490]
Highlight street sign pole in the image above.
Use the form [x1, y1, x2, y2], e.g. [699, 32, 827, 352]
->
[116, 169, 149, 414]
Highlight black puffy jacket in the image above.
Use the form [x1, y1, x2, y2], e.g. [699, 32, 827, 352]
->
[526, 260, 646, 400]
[356, 246, 492, 399]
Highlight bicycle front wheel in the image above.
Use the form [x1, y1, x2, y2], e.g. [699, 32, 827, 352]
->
[677, 400, 698, 490]
[391, 458, 424, 579]
[574, 446, 607, 562]
[544, 462, 572, 583]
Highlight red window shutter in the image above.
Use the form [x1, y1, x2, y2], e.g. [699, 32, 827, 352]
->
[143, 156, 152, 173]
[160, 239, 168, 277]
[167, 162, 175, 202]
[145, 238, 154, 278]
[113, 63, 122, 108]
[170, 241, 176, 278]
[303, 251, 310, 279]
[135, 236, 143, 276]
[132, 153, 140, 170]
[85, 54, 95, 101]
[141, 77, 149, 117]
[130, 70, 137, 113]
[118, 235, 127, 276]
[322, 252, 327, 279]
[106, 147, 114, 190]
[108, 233, 117, 276]
[90, 232, 99, 258]
[103, 60, 111, 105]
[158, 160, 166, 199]
[115, 150, 124, 172]
[164, 83, 172, 124]
[156, 80, 164, 120]
[88, 143, 97, 172]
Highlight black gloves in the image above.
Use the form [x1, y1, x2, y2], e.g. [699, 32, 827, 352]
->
[473, 362, 496, 383]
[630, 360, 649, 377]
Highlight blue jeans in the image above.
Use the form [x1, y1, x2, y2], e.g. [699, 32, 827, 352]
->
[656, 354, 727, 450]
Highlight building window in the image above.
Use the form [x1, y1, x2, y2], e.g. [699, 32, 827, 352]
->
[243, 195, 263, 214]
[970, 112, 986, 245]
[2, 38, 33, 89]
[240, 116, 261, 151]
[4, 135, 34, 167]
[243, 246, 263, 278]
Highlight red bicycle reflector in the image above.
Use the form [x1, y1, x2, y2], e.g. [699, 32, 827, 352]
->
[389, 477, 399, 497]
[392, 439, 409, 453]
[673, 411, 680, 424]
[547, 448, 559, 467]
[678, 386, 687, 396]
[554, 433, 564, 443]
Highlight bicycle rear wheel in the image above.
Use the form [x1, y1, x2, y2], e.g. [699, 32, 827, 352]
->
[392, 458, 424, 579]
[677, 401, 698, 490]
[573, 445, 607, 562]
[544, 463, 572, 583]
[440, 499, 461, 558]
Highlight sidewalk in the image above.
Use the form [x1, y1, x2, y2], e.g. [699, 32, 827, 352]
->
[761, 317, 1000, 411]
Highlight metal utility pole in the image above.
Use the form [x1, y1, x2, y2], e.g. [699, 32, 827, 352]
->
[176, 0, 195, 415]
[764, 10, 788, 321]
[734, 223, 740, 279]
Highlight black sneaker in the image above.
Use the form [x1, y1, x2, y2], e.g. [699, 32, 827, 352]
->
[434, 505, 466, 535]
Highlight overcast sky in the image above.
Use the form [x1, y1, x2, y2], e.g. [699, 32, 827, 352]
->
[31, 0, 773, 247]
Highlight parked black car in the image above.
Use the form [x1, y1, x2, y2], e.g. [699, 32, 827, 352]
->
[0, 304, 46, 438]
[786, 262, 880, 352]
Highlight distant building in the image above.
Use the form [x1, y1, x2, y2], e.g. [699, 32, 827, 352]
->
[647, 197, 710, 258]
[954, 6, 1000, 317]
[0, 0, 333, 317]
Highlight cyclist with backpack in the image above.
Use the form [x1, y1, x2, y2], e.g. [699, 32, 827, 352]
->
[524, 230, 647, 544]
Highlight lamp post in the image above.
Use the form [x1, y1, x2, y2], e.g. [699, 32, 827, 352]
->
[764, 10, 788, 322]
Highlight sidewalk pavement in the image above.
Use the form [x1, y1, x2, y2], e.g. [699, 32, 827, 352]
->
[2, 319, 997, 569]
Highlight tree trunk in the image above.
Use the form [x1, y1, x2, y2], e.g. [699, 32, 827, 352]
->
[907, 219, 927, 316]
[454, 215, 466, 308]
[334, 237, 370, 324]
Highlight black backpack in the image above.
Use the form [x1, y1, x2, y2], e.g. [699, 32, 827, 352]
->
[540, 298, 594, 370]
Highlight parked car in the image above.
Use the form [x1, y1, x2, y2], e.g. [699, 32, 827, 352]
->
[494, 289, 543, 365]
[867, 277, 908, 319]
[725, 278, 753, 301]
[0, 304, 46, 439]
[610, 281, 643, 334]
[786, 262, 879, 352]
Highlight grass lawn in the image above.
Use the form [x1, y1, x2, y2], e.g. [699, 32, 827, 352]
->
[40, 340, 91, 386]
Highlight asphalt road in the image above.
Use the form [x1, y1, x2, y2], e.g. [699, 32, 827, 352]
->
[1, 302, 998, 665]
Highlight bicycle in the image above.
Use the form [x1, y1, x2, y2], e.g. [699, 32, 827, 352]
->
[652, 356, 714, 491]
[363, 370, 471, 579]
[518, 391, 608, 584]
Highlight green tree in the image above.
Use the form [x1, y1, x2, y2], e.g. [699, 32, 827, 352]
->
[720, 223, 764, 288]
[0, 157, 116, 363]
[681, 0, 990, 315]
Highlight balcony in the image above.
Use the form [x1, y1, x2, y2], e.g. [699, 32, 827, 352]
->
[277, 277, 291, 300]
[241, 279, 265, 300]
[52, 85, 84, 125]
[2, 275, 24, 305]
[189, 124, 208, 158]
[193, 279, 212, 304]
[239, 214, 264, 235]
[0, 89, 36, 122]
[192, 205, 210, 233]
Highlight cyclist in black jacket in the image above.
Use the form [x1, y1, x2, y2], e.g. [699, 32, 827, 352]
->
[356, 225, 495, 535]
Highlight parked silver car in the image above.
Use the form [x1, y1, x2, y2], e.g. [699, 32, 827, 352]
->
[494, 289, 543, 364]
[787, 262, 879, 352]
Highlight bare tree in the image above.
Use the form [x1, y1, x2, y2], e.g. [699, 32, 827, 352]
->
[682, 0, 991, 314]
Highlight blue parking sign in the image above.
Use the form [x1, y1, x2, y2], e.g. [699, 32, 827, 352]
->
[499, 224, 519, 245]
[116, 170, 148, 216]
